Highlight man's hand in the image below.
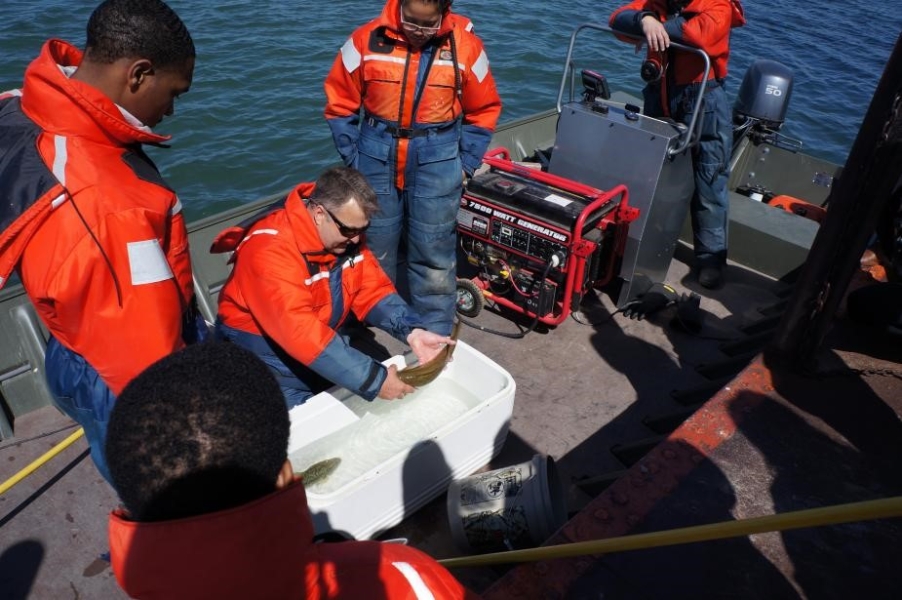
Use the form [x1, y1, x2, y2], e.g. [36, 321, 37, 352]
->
[640, 15, 669, 52]
[407, 328, 455, 366]
[378, 364, 415, 400]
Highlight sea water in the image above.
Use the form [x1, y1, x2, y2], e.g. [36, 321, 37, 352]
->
[288, 378, 478, 495]
[1, 1, 892, 220]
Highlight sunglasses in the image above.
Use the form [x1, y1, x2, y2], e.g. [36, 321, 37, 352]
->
[400, 10, 441, 35]
[314, 202, 369, 238]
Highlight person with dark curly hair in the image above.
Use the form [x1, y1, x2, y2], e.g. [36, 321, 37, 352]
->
[105, 341, 479, 599]
[0, 0, 203, 484]
[105, 342, 290, 523]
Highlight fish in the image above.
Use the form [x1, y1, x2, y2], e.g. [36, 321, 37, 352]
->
[296, 457, 342, 486]
[397, 320, 461, 387]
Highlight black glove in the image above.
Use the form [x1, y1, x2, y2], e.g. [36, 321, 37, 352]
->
[671, 292, 704, 333]
[622, 283, 678, 320]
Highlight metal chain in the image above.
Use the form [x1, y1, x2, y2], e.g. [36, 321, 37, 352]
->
[812, 365, 902, 381]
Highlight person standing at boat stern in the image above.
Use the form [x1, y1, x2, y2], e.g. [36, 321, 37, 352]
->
[610, 0, 746, 289]
[106, 342, 480, 599]
[0, 0, 205, 484]
[324, 0, 502, 335]
[212, 166, 454, 407]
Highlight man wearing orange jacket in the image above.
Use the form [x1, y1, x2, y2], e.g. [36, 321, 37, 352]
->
[610, 0, 746, 289]
[212, 166, 453, 407]
[324, 0, 502, 336]
[106, 341, 480, 599]
[0, 0, 203, 483]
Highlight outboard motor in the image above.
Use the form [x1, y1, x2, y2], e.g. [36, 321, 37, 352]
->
[733, 59, 794, 131]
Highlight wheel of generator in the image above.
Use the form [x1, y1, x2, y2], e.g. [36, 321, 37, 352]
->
[456, 279, 484, 318]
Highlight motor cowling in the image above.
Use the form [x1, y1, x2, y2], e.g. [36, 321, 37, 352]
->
[733, 59, 794, 130]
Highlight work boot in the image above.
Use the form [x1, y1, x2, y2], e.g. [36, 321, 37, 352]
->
[698, 265, 724, 290]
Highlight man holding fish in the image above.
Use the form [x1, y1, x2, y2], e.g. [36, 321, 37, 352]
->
[211, 166, 454, 406]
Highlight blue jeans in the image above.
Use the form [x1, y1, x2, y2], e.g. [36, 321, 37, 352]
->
[645, 81, 732, 267]
[355, 121, 461, 336]
[44, 312, 209, 485]
[214, 321, 319, 408]
[45, 337, 115, 484]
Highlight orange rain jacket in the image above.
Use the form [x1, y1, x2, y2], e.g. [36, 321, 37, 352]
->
[109, 479, 480, 599]
[0, 40, 195, 396]
[610, 0, 746, 84]
[324, 0, 502, 189]
[214, 183, 424, 400]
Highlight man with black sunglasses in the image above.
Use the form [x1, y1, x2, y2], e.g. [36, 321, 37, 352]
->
[211, 166, 454, 406]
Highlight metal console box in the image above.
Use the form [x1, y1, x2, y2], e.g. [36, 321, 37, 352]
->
[549, 100, 694, 306]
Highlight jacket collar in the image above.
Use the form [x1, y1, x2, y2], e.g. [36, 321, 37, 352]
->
[109, 480, 318, 599]
[284, 182, 337, 264]
[20, 39, 171, 147]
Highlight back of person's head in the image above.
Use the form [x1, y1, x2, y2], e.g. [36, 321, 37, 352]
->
[84, 0, 195, 70]
[106, 342, 290, 522]
[313, 166, 379, 217]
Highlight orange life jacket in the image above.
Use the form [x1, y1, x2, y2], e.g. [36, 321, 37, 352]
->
[610, 0, 747, 84]
[109, 480, 481, 599]
[214, 183, 398, 368]
[324, 0, 501, 188]
[0, 40, 194, 395]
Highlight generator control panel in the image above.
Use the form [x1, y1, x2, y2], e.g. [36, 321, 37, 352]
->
[455, 151, 635, 326]
[459, 169, 612, 265]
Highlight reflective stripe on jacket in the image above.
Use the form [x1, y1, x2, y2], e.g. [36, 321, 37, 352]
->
[0, 40, 194, 395]
[324, 0, 502, 187]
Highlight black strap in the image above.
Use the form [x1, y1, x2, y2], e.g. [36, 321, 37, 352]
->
[360, 360, 384, 393]
[394, 38, 441, 133]
[448, 29, 462, 102]
[363, 115, 456, 138]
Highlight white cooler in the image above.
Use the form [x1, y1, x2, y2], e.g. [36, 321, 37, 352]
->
[286, 340, 516, 540]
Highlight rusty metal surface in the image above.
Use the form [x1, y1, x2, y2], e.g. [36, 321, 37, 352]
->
[484, 316, 902, 599]
[770, 32, 902, 369]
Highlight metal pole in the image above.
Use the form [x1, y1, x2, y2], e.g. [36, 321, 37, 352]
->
[767, 32, 902, 368]
[0, 428, 84, 495]
[438, 496, 902, 568]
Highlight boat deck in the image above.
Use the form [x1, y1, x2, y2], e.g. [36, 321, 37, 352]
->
[382, 249, 902, 598]
[2, 244, 901, 599]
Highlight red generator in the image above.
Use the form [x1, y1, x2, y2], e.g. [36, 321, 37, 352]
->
[455, 148, 638, 325]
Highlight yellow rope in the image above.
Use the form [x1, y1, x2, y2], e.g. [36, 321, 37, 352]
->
[0, 428, 85, 496]
[439, 496, 902, 568]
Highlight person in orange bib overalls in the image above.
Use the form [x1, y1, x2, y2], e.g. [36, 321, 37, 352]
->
[324, 0, 502, 335]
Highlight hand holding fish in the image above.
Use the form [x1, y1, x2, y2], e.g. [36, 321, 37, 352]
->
[397, 321, 461, 387]
[407, 328, 456, 366]
[378, 364, 415, 400]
